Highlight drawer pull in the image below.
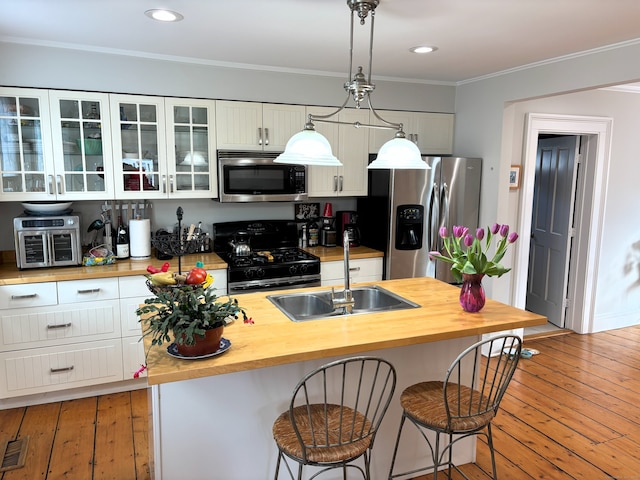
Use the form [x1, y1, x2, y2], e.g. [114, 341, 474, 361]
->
[47, 323, 72, 330]
[349, 267, 361, 272]
[77, 288, 101, 294]
[10, 293, 38, 300]
[50, 366, 74, 373]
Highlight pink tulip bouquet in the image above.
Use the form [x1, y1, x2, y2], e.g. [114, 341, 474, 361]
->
[429, 224, 519, 283]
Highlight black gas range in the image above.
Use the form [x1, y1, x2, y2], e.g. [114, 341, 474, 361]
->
[212, 220, 321, 294]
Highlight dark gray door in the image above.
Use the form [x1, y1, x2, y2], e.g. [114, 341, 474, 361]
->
[526, 136, 578, 327]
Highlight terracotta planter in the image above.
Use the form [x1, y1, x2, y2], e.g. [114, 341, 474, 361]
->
[459, 273, 486, 313]
[175, 325, 224, 357]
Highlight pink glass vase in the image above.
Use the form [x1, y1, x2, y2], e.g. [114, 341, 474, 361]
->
[459, 273, 486, 312]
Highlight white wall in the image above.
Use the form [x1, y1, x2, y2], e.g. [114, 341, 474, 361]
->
[454, 40, 640, 332]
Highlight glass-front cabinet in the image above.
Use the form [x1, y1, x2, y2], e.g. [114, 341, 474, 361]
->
[110, 94, 167, 199]
[0, 88, 53, 200]
[110, 94, 217, 199]
[49, 90, 114, 199]
[165, 98, 217, 198]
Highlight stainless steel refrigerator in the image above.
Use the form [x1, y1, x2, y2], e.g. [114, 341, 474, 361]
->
[357, 156, 482, 283]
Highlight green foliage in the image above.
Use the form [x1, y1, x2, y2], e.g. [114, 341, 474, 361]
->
[137, 285, 247, 349]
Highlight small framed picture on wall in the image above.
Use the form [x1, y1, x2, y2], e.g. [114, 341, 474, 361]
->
[509, 165, 521, 190]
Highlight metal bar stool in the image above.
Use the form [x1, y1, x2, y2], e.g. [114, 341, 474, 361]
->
[388, 334, 522, 480]
[272, 356, 397, 480]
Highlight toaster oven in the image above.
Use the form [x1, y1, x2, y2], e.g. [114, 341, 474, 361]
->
[13, 214, 82, 269]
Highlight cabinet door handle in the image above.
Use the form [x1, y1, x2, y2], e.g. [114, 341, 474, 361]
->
[258, 127, 263, 146]
[57, 175, 64, 194]
[413, 133, 419, 145]
[333, 176, 338, 192]
[50, 366, 74, 373]
[339, 176, 343, 192]
[77, 288, 101, 294]
[47, 323, 72, 329]
[48, 174, 55, 195]
[162, 175, 167, 193]
[169, 174, 174, 193]
[349, 267, 361, 272]
[10, 293, 38, 300]
[264, 128, 269, 146]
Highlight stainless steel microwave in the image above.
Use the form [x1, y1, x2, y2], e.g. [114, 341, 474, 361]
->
[14, 215, 82, 269]
[217, 150, 307, 202]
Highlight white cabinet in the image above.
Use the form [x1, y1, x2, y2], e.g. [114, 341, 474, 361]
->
[0, 278, 123, 398]
[0, 88, 119, 201]
[308, 107, 369, 197]
[164, 98, 217, 198]
[110, 94, 167, 199]
[111, 95, 218, 199]
[48, 90, 115, 199]
[320, 257, 383, 287]
[369, 110, 454, 155]
[0, 87, 54, 200]
[216, 101, 305, 151]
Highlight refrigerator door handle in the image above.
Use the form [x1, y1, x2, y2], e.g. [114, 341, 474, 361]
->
[428, 182, 439, 250]
[441, 182, 450, 231]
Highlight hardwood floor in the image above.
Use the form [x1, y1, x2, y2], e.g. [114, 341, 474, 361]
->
[1, 326, 640, 479]
[0, 389, 149, 480]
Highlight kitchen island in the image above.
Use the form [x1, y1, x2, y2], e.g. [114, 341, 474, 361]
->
[144, 276, 545, 480]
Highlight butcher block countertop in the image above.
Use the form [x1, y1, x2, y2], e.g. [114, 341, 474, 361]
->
[0, 252, 229, 285]
[143, 277, 546, 386]
[0, 246, 382, 285]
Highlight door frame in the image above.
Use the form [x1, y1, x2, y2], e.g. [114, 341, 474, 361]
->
[513, 113, 613, 334]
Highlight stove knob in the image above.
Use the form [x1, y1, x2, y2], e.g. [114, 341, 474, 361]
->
[255, 268, 265, 278]
[245, 270, 254, 279]
[299, 264, 308, 274]
[289, 265, 298, 275]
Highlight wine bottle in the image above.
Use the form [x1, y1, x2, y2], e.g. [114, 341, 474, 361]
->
[115, 216, 130, 259]
[308, 219, 319, 247]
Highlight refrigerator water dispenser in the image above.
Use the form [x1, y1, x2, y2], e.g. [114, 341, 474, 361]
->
[395, 205, 424, 250]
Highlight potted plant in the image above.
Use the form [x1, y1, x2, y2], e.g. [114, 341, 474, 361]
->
[429, 223, 519, 312]
[136, 267, 252, 367]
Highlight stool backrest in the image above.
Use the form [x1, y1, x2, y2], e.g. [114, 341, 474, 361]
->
[289, 356, 396, 459]
[443, 335, 521, 428]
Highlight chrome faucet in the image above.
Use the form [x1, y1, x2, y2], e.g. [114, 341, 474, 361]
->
[331, 230, 355, 313]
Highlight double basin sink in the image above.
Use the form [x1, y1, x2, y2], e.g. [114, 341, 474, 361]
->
[267, 285, 420, 322]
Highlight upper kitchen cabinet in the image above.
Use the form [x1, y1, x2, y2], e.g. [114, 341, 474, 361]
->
[215, 101, 305, 151]
[308, 107, 369, 197]
[164, 98, 217, 199]
[49, 90, 115, 200]
[369, 110, 454, 155]
[110, 94, 168, 199]
[0, 88, 54, 200]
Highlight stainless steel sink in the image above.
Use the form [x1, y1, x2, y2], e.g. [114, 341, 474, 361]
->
[267, 286, 420, 322]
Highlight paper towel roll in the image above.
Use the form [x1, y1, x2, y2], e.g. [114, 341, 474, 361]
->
[129, 219, 151, 259]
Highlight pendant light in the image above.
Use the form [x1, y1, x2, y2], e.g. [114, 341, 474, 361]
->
[275, 0, 429, 170]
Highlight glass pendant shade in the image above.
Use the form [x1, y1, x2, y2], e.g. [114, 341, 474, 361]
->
[368, 136, 429, 169]
[274, 129, 343, 166]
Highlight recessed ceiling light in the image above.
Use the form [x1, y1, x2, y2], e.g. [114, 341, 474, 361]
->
[410, 46, 438, 54]
[145, 9, 184, 22]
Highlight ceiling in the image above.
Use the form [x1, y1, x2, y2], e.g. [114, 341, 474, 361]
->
[3, 0, 640, 84]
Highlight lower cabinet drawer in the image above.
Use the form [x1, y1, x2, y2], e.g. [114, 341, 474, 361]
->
[0, 339, 124, 399]
[0, 299, 121, 352]
[0, 282, 58, 310]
